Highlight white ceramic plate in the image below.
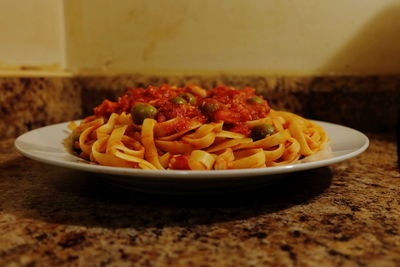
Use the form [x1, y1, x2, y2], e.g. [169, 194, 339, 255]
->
[14, 120, 369, 193]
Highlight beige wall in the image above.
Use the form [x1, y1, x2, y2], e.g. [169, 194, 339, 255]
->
[65, 0, 400, 75]
[1, 1, 400, 75]
[0, 0, 66, 74]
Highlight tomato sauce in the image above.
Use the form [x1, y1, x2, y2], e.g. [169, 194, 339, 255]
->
[169, 154, 190, 170]
[93, 85, 271, 137]
[204, 86, 270, 122]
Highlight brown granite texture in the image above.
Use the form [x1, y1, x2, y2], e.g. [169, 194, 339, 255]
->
[78, 74, 400, 133]
[0, 78, 82, 139]
[1, 75, 398, 139]
[0, 134, 399, 266]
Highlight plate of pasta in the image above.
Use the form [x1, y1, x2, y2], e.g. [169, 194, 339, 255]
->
[15, 85, 368, 192]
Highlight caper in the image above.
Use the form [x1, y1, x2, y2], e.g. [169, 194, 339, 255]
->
[170, 96, 187, 105]
[201, 102, 220, 115]
[131, 103, 158, 124]
[247, 96, 263, 104]
[251, 124, 275, 141]
[180, 93, 196, 105]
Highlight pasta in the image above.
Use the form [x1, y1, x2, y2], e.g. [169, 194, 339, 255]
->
[68, 85, 328, 170]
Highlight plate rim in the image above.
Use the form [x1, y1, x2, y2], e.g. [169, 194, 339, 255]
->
[14, 120, 369, 179]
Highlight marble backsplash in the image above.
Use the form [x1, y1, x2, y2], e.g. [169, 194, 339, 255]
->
[1, 75, 399, 139]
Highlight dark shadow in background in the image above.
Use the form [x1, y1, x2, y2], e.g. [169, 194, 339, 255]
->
[320, 4, 400, 74]
[302, 4, 400, 133]
[1, 156, 332, 229]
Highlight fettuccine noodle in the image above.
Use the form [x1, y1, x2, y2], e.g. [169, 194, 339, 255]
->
[69, 85, 328, 170]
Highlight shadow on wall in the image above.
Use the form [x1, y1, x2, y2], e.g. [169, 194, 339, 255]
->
[300, 4, 400, 132]
[319, 3, 400, 74]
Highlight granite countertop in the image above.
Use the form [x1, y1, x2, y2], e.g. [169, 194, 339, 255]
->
[0, 133, 399, 266]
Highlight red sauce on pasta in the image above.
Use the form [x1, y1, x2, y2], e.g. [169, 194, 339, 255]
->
[72, 84, 328, 171]
[205, 86, 270, 122]
[169, 154, 190, 170]
[94, 85, 271, 137]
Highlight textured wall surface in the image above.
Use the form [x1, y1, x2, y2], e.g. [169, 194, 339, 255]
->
[65, 0, 400, 75]
[0, 0, 65, 70]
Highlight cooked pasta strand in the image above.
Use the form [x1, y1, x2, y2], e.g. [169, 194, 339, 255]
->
[141, 119, 165, 170]
[70, 85, 330, 170]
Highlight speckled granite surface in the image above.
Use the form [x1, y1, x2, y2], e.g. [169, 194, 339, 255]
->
[1, 75, 399, 266]
[0, 134, 399, 266]
[0, 78, 81, 139]
[1, 75, 399, 139]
